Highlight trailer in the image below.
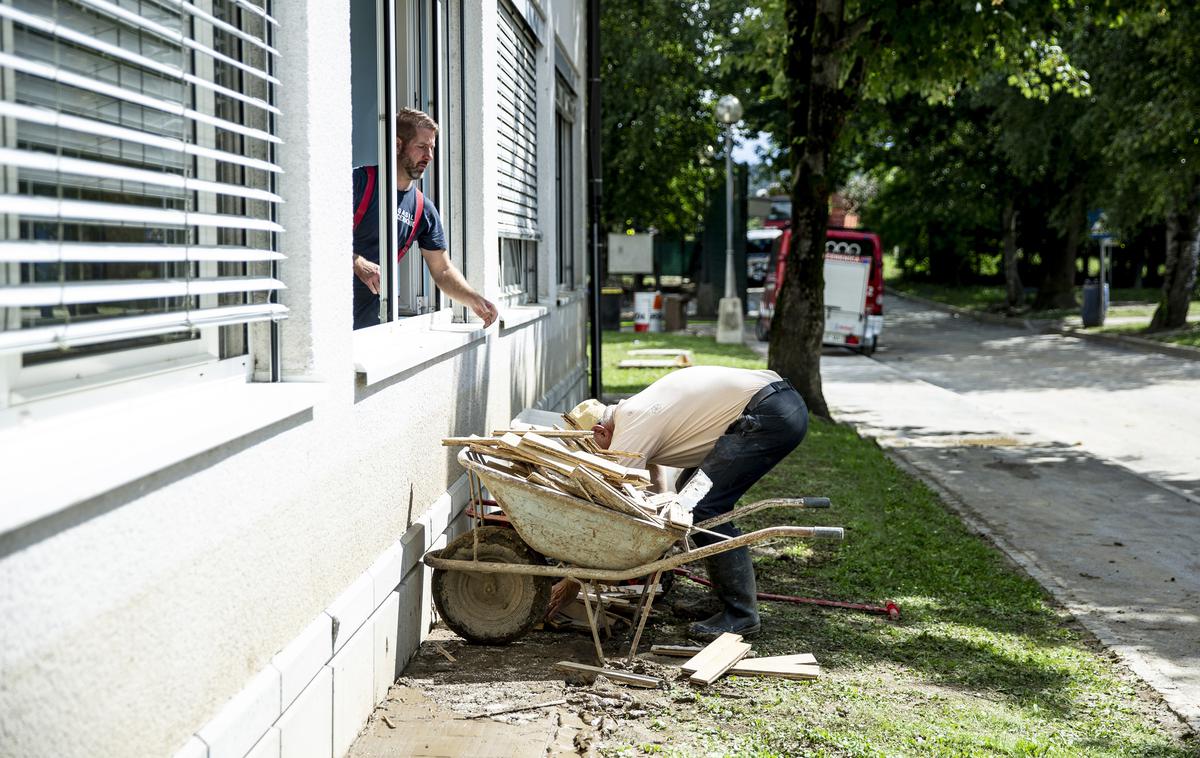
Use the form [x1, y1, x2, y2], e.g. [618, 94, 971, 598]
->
[756, 227, 885, 355]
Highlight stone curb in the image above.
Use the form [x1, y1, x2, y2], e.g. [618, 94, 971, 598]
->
[893, 292, 1200, 362]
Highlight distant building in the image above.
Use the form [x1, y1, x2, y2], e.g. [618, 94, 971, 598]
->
[760, 193, 860, 230]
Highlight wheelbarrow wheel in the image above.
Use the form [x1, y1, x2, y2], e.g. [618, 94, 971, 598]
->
[432, 526, 552, 645]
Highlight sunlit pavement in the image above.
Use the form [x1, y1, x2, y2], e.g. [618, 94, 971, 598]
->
[750, 296, 1200, 733]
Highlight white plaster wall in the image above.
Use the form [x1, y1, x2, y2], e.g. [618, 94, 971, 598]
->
[0, 2, 590, 757]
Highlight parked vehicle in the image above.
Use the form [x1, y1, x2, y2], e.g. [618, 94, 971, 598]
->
[757, 226, 885, 354]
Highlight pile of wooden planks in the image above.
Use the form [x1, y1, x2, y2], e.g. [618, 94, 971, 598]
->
[651, 633, 820, 685]
[442, 426, 690, 529]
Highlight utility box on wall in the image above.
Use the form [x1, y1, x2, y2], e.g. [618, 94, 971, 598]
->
[607, 233, 654, 274]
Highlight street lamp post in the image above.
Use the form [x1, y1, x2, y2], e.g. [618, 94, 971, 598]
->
[715, 95, 743, 344]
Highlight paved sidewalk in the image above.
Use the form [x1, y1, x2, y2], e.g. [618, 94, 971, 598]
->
[744, 308, 1200, 733]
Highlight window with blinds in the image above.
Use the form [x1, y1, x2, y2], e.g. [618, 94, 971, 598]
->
[0, 0, 283, 367]
[495, 0, 536, 241]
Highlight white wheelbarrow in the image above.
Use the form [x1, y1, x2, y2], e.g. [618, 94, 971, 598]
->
[424, 449, 843, 662]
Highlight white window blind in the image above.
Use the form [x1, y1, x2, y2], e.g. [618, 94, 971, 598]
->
[0, 0, 284, 362]
[495, 0, 537, 240]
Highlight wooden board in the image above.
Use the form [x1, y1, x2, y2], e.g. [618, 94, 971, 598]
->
[688, 638, 752, 685]
[554, 661, 662, 688]
[627, 348, 694, 357]
[492, 429, 595, 438]
[649, 644, 704, 658]
[570, 467, 659, 524]
[729, 654, 820, 680]
[496, 433, 575, 475]
[618, 359, 686, 368]
[680, 633, 745, 674]
[442, 435, 502, 447]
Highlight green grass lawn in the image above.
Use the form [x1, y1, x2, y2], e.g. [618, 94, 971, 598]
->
[601, 334, 1190, 756]
[600, 331, 764, 397]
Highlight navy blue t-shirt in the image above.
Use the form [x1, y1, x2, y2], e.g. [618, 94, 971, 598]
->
[352, 165, 446, 328]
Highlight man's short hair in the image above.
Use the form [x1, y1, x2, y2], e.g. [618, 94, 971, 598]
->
[396, 108, 438, 144]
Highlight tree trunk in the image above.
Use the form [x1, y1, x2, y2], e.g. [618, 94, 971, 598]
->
[770, 0, 866, 419]
[1149, 188, 1200, 331]
[1002, 198, 1022, 310]
[1034, 181, 1085, 310]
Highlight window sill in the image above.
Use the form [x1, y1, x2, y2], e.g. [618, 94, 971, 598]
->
[353, 313, 488, 386]
[556, 288, 587, 307]
[0, 377, 323, 536]
[499, 304, 550, 332]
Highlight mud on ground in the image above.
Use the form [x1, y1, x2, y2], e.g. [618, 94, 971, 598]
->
[349, 583, 762, 757]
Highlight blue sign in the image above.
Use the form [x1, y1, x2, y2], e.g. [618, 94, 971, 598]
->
[1088, 209, 1116, 240]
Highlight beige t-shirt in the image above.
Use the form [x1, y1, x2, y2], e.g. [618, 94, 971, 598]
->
[609, 366, 781, 468]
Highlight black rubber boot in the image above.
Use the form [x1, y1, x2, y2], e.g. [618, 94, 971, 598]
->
[687, 547, 760, 641]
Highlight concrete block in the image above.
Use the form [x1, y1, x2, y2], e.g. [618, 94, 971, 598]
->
[245, 727, 280, 758]
[272, 612, 334, 710]
[330, 622, 374, 758]
[196, 666, 282, 758]
[278, 666, 332, 758]
[394, 570, 422, 673]
[396, 474, 468, 579]
[418, 533, 446, 644]
[397, 520, 429, 581]
[368, 540, 404, 608]
[172, 736, 208, 758]
[372, 591, 401, 703]
[327, 572, 374, 654]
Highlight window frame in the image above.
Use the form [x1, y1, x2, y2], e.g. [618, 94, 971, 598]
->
[555, 74, 576, 290]
[0, 0, 283, 414]
[377, 0, 453, 322]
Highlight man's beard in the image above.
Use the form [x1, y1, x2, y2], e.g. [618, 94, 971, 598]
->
[403, 159, 427, 180]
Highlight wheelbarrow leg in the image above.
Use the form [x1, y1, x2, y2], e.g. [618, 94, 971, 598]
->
[577, 578, 606, 666]
[626, 569, 664, 661]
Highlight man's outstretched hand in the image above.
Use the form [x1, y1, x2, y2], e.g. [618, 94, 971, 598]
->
[353, 255, 380, 295]
[472, 295, 499, 327]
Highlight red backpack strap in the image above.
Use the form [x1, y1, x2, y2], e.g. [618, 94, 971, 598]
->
[353, 166, 377, 230]
[397, 189, 425, 261]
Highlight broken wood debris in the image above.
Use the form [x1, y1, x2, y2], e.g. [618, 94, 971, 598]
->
[653, 636, 821, 686]
[682, 633, 751, 685]
[554, 661, 662, 688]
[464, 698, 568, 719]
[729, 654, 819, 680]
[442, 424, 689, 530]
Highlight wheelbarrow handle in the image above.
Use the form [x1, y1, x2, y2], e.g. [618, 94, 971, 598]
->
[697, 497, 832, 531]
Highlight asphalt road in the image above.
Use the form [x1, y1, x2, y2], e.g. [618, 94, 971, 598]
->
[751, 296, 1200, 733]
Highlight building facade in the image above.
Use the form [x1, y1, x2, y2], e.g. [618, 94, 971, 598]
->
[0, 1, 590, 756]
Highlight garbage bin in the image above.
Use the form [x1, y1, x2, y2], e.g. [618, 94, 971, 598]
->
[600, 288, 622, 331]
[1081, 280, 1109, 327]
[664, 294, 687, 332]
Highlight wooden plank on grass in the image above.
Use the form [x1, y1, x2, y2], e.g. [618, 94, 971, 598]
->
[680, 633, 745, 674]
[554, 661, 661, 688]
[618, 359, 684, 368]
[729, 654, 820, 680]
[688, 637, 752, 685]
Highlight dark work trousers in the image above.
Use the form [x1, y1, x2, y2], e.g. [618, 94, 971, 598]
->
[689, 382, 809, 548]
